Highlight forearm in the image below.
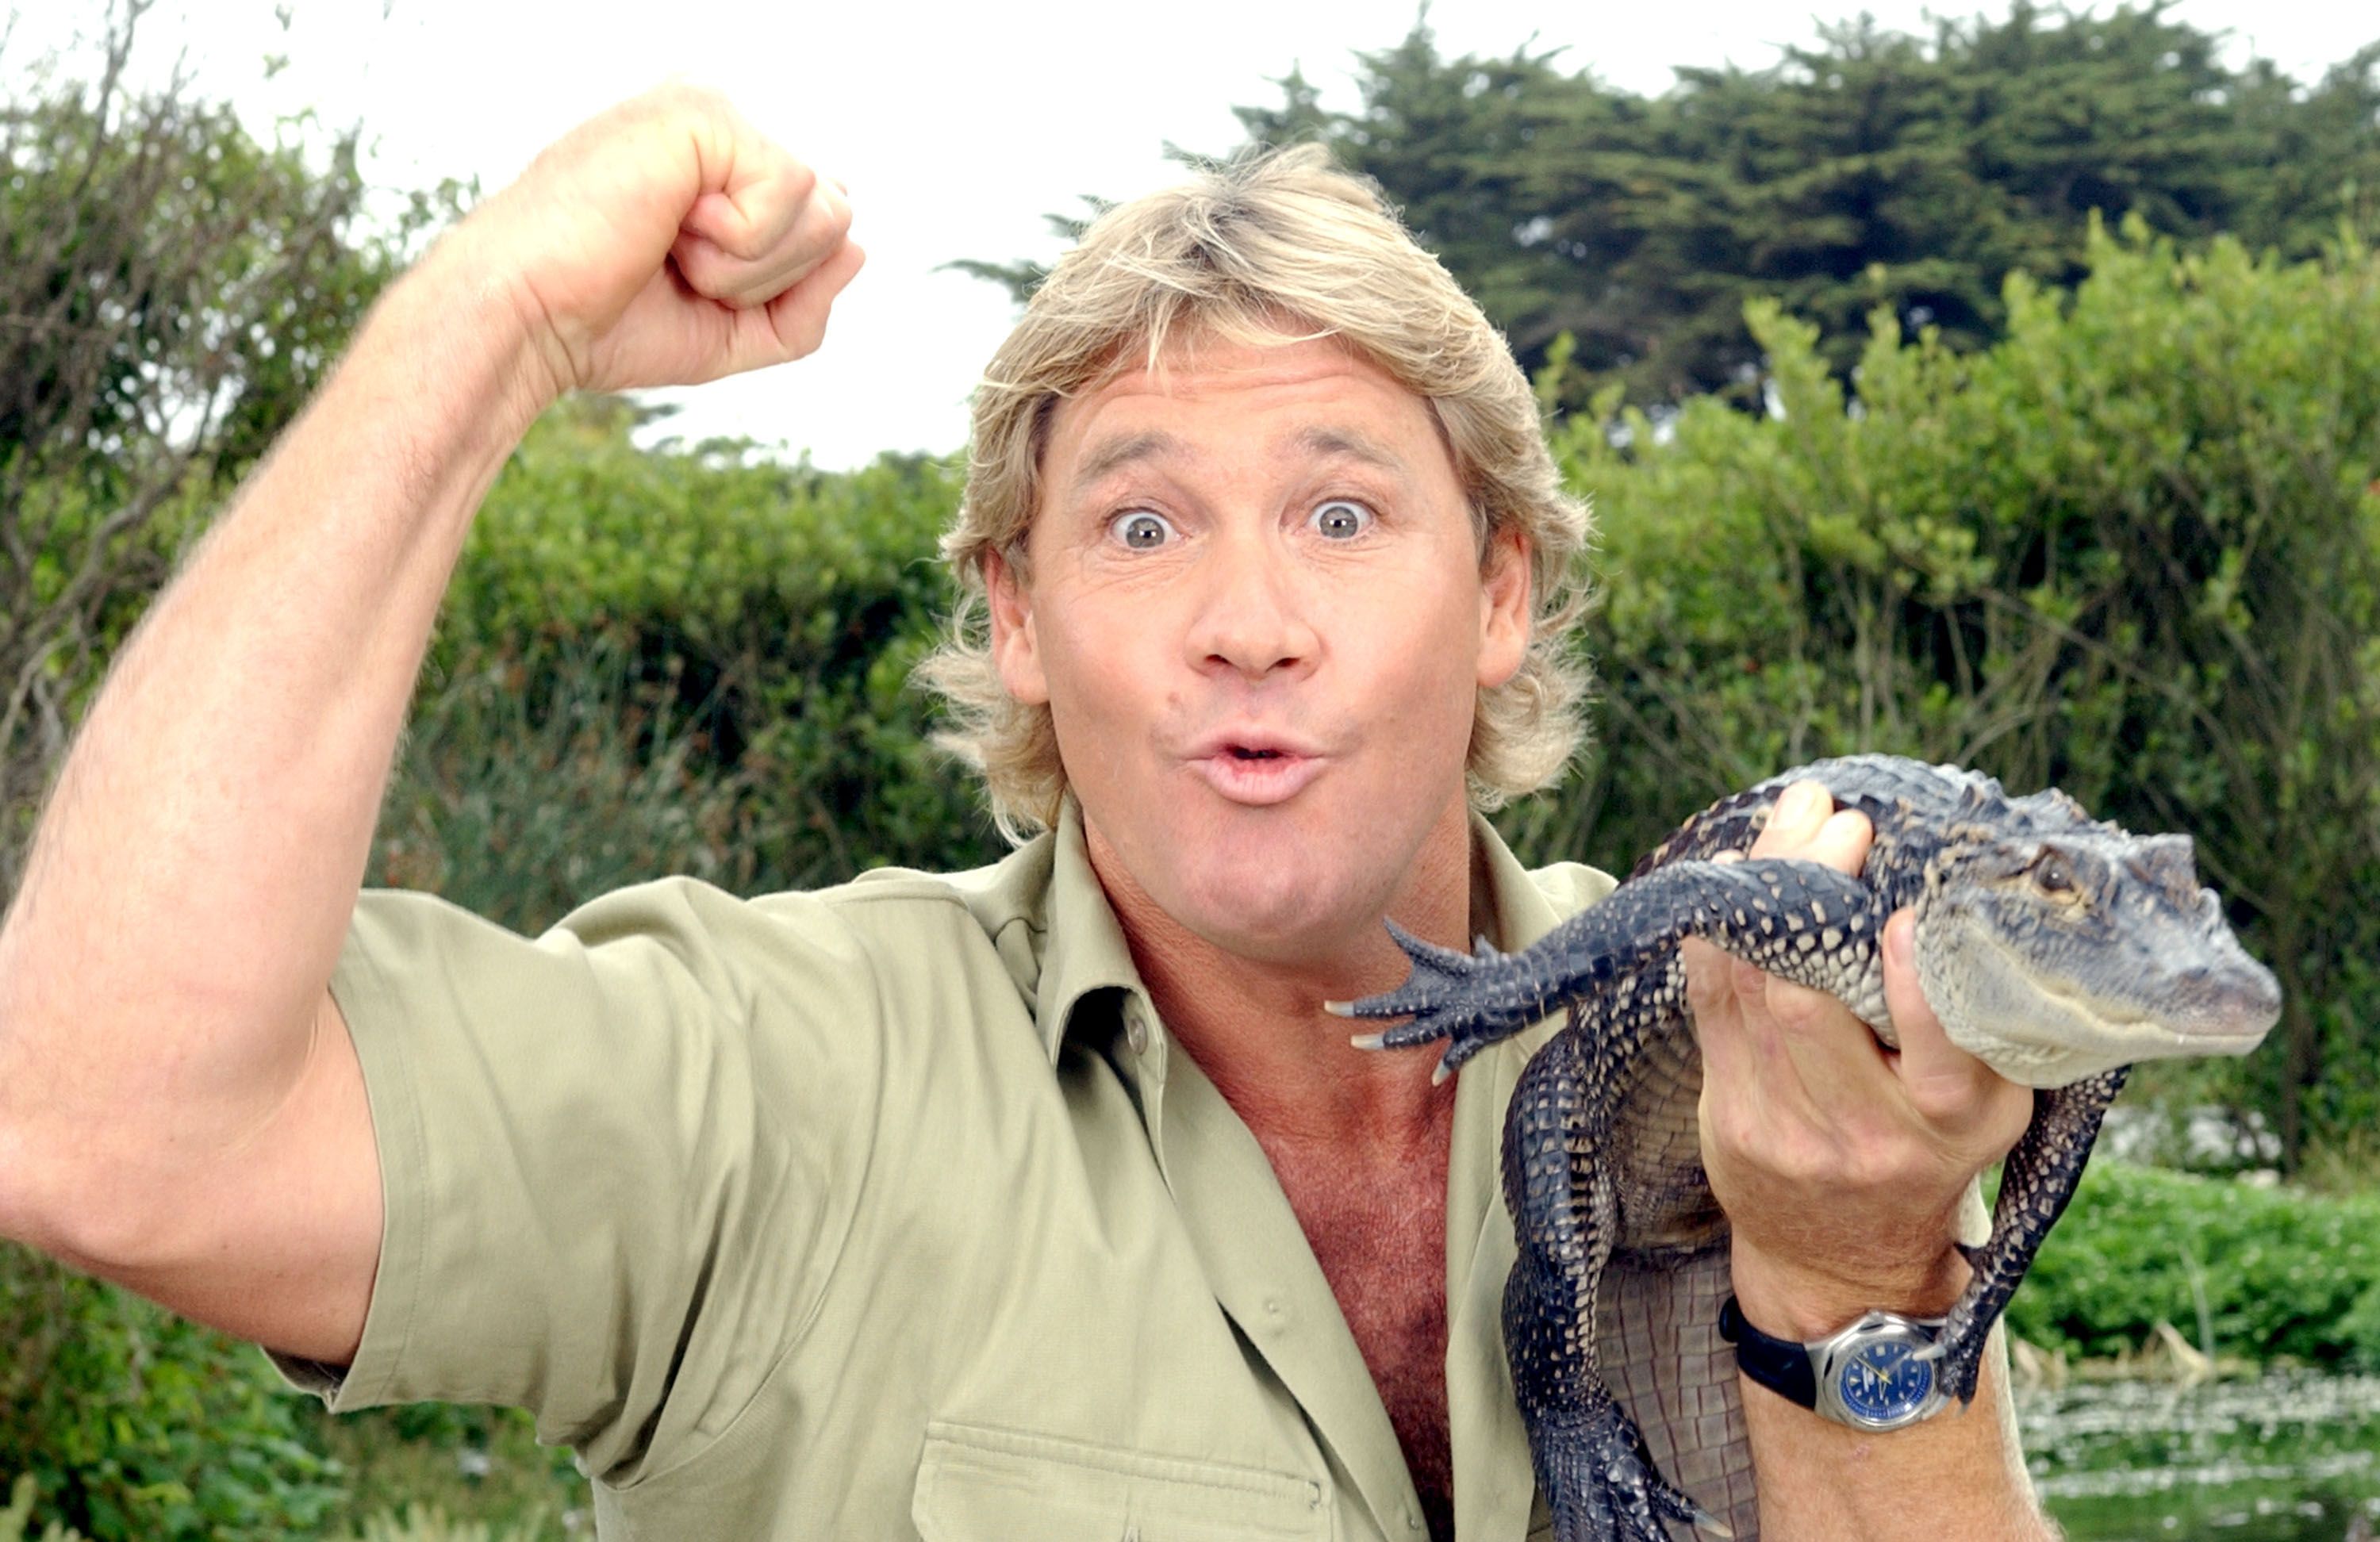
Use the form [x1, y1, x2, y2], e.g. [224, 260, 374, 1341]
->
[1742, 1247, 2056, 1542]
[0, 228, 546, 1239]
[1742, 1321, 2053, 1540]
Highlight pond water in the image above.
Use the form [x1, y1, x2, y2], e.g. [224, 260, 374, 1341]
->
[2023, 1373, 2380, 1540]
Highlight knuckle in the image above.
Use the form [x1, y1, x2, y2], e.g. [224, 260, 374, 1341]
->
[662, 79, 730, 115]
[775, 158, 820, 208]
[1768, 1127, 1838, 1189]
[670, 233, 722, 292]
[1764, 977, 1837, 1034]
[816, 194, 854, 244]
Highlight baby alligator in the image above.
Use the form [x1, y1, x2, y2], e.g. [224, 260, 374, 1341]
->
[1334, 755, 2280, 1541]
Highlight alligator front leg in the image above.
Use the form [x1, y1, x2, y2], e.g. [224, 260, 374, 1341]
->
[1505, 1031, 1730, 1540]
[1336, 859, 1889, 1082]
[1920, 1065, 2131, 1403]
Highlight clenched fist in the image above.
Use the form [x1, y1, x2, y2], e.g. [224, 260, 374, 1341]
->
[455, 82, 866, 407]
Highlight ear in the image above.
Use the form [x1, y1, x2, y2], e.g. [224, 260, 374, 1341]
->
[985, 547, 1050, 706]
[1476, 526, 1532, 689]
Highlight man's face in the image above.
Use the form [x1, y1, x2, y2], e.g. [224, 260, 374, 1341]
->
[989, 335, 1531, 964]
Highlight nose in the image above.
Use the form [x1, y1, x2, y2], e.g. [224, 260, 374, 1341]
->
[1184, 527, 1320, 681]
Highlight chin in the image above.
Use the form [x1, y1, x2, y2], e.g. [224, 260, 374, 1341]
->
[1160, 808, 1393, 957]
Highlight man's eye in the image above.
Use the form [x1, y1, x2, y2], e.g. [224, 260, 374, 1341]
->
[1310, 499, 1375, 539]
[1108, 510, 1177, 550]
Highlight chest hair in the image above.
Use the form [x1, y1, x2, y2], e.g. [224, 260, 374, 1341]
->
[1261, 1133, 1457, 1542]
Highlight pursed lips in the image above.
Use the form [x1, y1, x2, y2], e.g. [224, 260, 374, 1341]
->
[1179, 731, 1332, 806]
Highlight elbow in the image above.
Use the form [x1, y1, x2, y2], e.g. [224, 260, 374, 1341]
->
[0, 1061, 156, 1272]
[0, 1129, 167, 1276]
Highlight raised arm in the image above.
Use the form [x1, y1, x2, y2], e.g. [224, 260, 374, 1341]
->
[1687, 781, 2055, 1539]
[0, 85, 862, 1365]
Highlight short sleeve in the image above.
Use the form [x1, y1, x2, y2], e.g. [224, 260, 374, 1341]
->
[273, 878, 886, 1480]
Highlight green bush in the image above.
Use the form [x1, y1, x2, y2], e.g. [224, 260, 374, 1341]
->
[420, 397, 1000, 908]
[1, 1475, 89, 1542]
[328, 1506, 547, 1542]
[1518, 222, 2380, 1169]
[2006, 1160, 2380, 1367]
[0, 1249, 343, 1542]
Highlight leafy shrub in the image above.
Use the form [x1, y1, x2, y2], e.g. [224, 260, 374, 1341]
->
[328, 1505, 548, 1542]
[2006, 1160, 2380, 1367]
[1, 1475, 88, 1542]
[378, 639, 771, 934]
[1522, 223, 2380, 1169]
[423, 398, 1000, 907]
[0, 1249, 343, 1542]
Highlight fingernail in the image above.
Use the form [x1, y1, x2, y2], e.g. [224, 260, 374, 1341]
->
[1886, 911, 1913, 965]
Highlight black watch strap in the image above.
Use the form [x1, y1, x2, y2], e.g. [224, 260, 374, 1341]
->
[1717, 1295, 1819, 1409]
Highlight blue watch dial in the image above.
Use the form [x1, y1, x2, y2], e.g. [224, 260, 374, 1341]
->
[1837, 1338, 1937, 1423]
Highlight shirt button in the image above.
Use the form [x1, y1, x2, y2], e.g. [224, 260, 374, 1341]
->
[1124, 1003, 1151, 1055]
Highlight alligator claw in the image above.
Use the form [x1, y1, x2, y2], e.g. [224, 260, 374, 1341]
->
[1534, 1396, 1720, 1542]
[1341, 919, 1541, 1075]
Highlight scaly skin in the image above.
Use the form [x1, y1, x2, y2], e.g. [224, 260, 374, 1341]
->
[1338, 755, 2282, 1540]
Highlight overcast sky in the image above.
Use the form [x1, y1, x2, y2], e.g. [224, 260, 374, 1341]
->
[22, 1, 2378, 467]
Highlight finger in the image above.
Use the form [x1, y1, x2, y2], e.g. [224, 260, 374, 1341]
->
[674, 178, 852, 306]
[1881, 909, 2029, 1141]
[1747, 781, 1830, 858]
[1800, 806, 1873, 876]
[1682, 935, 1742, 1024]
[757, 236, 866, 360]
[681, 159, 818, 259]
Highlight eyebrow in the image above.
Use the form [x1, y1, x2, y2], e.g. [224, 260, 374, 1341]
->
[1066, 424, 1411, 499]
[1291, 425, 1408, 474]
[1067, 430, 1192, 497]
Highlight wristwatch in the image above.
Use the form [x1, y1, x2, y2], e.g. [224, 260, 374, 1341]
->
[1718, 1295, 1950, 1431]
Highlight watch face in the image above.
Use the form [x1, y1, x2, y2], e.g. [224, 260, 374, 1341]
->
[1837, 1337, 1938, 1425]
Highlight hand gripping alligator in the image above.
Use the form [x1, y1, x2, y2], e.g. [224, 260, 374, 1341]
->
[1333, 756, 2281, 1541]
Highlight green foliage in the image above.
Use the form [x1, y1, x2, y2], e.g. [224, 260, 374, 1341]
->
[0, 1475, 89, 1542]
[1507, 222, 2380, 1168]
[320, 1406, 578, 1542]
[328, 1508, 547, 1542]
[0, 1249, 344, 1542]
[396, 396, 999, 926]
[0, 10, 434, 895]
[2007, 1161, 2380, 1367]
[1229, 9, 2380, 407]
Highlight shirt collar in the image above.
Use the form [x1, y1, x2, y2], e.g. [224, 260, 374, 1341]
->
[1030, 797, 1149, 1064]
[1016, 795, 1586, 1065]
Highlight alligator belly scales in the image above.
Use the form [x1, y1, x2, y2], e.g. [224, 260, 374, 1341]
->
[1336, 755, 2281, 1541]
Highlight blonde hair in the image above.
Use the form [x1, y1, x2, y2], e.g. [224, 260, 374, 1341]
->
[916, 144, 1595, 840]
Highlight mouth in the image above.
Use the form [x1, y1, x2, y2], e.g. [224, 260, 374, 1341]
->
[1187, 737, 1328, 806]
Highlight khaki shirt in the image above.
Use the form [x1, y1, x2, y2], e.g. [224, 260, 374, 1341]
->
[277, 800, 1612, 1540]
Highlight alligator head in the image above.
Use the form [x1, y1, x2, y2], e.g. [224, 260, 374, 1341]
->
[1913, 828, 2282, 1086]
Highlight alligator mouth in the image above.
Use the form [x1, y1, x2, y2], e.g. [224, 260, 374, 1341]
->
[1971, 934, 2274, 1058]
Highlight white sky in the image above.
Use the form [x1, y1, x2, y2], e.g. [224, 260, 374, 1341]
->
[21, 1, 2378, 467]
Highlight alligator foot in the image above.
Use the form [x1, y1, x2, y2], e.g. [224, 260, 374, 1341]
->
[1533, 1394, 1731, 1542]
[1919, 1065, 2132, 1402]
[1329, 921, 1537, 1081]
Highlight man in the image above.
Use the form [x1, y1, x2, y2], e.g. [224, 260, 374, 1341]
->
[0, 86, 2049, 1538]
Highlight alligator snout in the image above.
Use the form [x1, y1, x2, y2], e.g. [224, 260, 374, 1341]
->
[2171, 956, 2283, 1045]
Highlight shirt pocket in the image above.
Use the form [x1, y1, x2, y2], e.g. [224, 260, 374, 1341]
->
[912, 1418, 1329, 1541]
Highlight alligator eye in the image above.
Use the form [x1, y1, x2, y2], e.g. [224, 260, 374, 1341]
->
[2032, 851, 2077, 896]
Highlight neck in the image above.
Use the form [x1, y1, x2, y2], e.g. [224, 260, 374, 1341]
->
[1084, 793, 1490, 1153]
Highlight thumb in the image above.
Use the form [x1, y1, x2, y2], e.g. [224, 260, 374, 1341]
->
[1881, 908, 2002, 1125]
